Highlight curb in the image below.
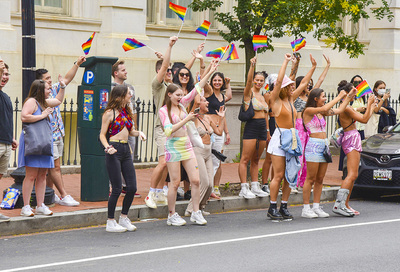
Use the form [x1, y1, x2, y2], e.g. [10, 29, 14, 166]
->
[0, 187, 339, 236]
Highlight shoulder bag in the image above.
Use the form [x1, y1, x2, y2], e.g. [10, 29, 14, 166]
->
[180, 104, 204, 148]
[238, 93, 255, 122]
[23, 102, 53, 156]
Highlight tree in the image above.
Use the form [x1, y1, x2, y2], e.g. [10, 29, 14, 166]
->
[190, 0, 393, 73]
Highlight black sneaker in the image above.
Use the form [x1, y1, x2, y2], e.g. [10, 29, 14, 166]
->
[279, 203, 293, 221]
[267, 204, 283, 221]
[176, 194, 184, 201]
[184, 190, 191, 200]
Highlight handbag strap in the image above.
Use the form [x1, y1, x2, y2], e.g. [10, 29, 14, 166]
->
[197, 116, 209, 132]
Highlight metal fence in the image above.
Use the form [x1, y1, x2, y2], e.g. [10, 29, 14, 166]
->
[9, 93, 400, 167]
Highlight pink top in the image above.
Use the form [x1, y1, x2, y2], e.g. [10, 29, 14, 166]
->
[159, 85, 203, 137]
[305, 115, 326, 134]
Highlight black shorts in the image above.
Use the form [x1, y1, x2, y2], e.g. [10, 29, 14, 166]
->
[269, 116, 276, 135]
[243, 118, 267, 140]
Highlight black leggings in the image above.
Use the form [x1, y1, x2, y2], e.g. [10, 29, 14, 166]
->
[105, 142, 137, 219]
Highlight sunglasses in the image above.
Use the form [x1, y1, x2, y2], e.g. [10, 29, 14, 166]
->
[179, 72, 190, 77]
[167, 68, 172, 73]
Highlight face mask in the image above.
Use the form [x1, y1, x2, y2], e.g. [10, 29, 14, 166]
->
[377, 89, 386, 96]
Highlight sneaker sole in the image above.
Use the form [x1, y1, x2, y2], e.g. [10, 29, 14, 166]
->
[35, 212, 53, 216]
[190, 218, 207, 225]
[58, 202, 80, 207]
[21, 213, 34, 217]
[145, 198, 157, 209]
[239, 193, 256, 199]
[106, 228, 127, 233]
[332, 208, 355, 217]
[301, 214, 318, 219]
[167, 221, 186, 226]
[267, 213, 283, 221]
[252, 192, 269, 197]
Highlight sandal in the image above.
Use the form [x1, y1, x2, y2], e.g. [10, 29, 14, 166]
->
[209, 192, 221, 200]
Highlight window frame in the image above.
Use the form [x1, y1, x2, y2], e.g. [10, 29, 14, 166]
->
[33, 0, 68, 15]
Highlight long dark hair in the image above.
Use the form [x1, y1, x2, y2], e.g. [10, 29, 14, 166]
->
[25, 79, 48, 109]
[350, 75, 365, 103]
[210, 72, 226, 91]
[162, 83, 181, 124]
[173, 67, 194, 93]
[105, 85, 133, 120]
[302, 88, 324, 131]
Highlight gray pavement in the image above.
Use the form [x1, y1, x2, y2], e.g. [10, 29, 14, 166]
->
[1, 197, 400, 272]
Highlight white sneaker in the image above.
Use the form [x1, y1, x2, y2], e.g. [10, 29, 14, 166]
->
[106, 219, 127, 232]
[177, 187, 185, 197]
[214, 187, 221, 197]
[190, 210, 207, 225]
[239, 183, 256, 199]
[167, 212, 186, 226]
[118, 216, 137, 231]
[58, 195, 80, 206]
[313, 207, 329, 218]
[145, 192, 157, 209]
[251, 182, 269, 197]
[54, 194, 60, 204]
[155, 191, 168, 205]
[35, 203, 53, 216]
[291, 187, 299, 194]
[163, 186, 168, 196]
[301, 208, 318, 219]
[20, 205, 34, 217]
[202, 210, 210, 216]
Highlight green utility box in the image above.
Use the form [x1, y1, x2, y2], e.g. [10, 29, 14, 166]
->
[78, 56, 118, 201]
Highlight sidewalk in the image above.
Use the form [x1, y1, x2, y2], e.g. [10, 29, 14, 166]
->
[0, 156, 342, 236]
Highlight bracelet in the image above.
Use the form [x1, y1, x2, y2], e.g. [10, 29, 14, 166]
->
[266, 129, 270, 132]
[60, 85, 66, 89]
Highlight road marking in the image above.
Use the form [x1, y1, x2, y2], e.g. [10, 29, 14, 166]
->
[3, 218, 400, 272]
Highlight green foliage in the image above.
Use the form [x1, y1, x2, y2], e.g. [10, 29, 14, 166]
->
[190, 0, 393, 67]
[232, 152, 241, 163]
[223, 182, 230, 190]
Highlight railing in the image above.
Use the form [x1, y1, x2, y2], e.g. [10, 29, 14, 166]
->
[10, 97, 159, 167]
[9, 93, 400, 167]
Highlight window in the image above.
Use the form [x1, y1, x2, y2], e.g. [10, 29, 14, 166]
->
[34, 0, 67, 14]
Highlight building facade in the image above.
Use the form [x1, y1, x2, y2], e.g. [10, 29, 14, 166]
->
[0, 0, 399, 161]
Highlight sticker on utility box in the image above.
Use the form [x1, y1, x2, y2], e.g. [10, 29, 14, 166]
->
[83, 90, 94, 121]
[100, 89, 109, 109]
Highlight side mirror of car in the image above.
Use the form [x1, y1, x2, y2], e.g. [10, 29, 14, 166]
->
[382, 125, 393, 133]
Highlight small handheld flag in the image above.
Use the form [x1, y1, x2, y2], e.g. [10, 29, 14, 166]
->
[196, 20, 211, 37]
[206, 46, 228, 59]
[291, 38, 306, 52]
[253, 35, 268, 51]
[356, 80, 373, 98]
[82, 32, 95, 55]
[225, 43, 239, 61]
[264, 84, 269, 91]
[169, 2, 187, 21]
[122, 38, 146, 52]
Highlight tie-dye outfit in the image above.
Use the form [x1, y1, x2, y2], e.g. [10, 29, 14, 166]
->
[304, 115, 329, 163]
[159, 84, 203, 162]
[294, 97, 308, 187]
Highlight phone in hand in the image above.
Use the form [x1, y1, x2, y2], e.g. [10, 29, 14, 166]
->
[386, 88, 391, 94]
[193, 107, 200, 114]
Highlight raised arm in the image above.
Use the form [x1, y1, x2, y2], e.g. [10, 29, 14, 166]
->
[180, 61, 219, 107]
[244, 57, 257, 101]
[313, 54, 330, 89]
[46, 75, 65, 107]
[185, 42, 205, 70]
[224, 77, 232, 102]
[156, 36, 178, 84]
[289, 54, 301, 81]
[64, 56, 86, 85]
[270, 53, 292, 103]
[346, 94, 377, 124]
[292, 54, 317, 100]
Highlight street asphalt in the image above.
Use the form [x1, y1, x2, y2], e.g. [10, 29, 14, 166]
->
[1, 195, 400, 272]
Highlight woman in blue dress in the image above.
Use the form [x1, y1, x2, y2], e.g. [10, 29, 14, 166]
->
[19, 77, 65, 217]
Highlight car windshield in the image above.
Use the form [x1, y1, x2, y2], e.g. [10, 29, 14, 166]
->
[390, 123, 400, 133]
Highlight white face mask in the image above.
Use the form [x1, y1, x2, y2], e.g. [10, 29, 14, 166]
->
[377, 89, 386, 96]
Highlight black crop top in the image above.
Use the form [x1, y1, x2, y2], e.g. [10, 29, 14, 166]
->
[206, 92, 225, 115]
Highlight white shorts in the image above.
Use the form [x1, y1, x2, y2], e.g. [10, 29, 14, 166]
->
[0, 143, 12, 175]
[267, 128, 287, 157]
[53, 139, 64, 160]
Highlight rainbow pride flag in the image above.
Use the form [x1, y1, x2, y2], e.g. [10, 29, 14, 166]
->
[122, 38, 146, 52]
[206, 46, 228, 59]
[82, 32, 95, 55]
[169, 2, 187, 21]
[196, 20, 211, 37]
[291, 38, 306, 52]
[356, 80, 372, 98]
[225, 43, 239, 61]
[253, 35, 268, 51]
[264, 84, 269, 91]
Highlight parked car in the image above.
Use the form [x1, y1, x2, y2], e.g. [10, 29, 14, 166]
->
[343, 123, 400, 192]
